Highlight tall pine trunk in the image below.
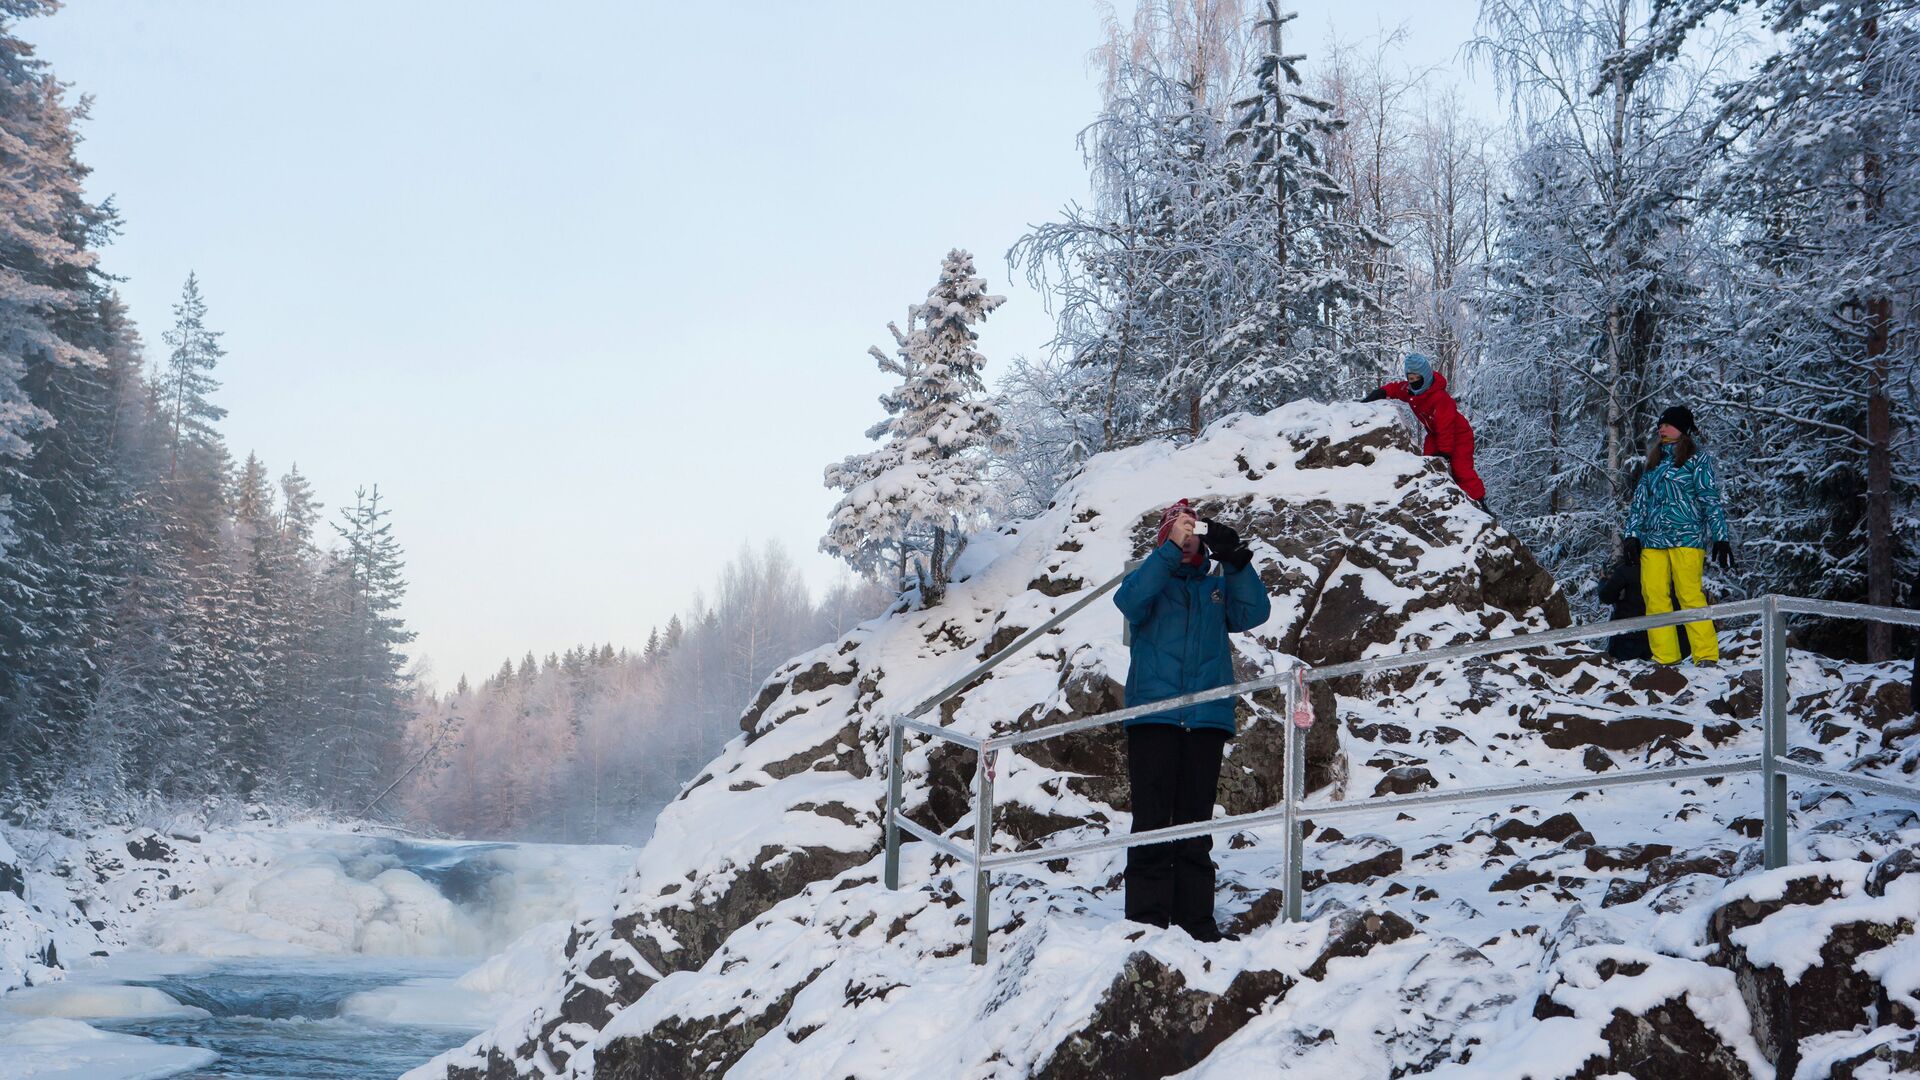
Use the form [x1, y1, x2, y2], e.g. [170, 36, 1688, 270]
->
[1862, 13, 1894, 660]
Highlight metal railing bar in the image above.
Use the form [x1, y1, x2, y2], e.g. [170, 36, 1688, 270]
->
[978, 756, 1765, 871]
[984, 599, 1770, 753]
[982, 669, 1294, 751]
[979, 802, 1296, 870]
[904, 561, 1143, 722]
[1777, 596, 1920, 630]
[1305, 598, 1768, 683]
[1777, 759, 1920, 802]
[897, 715, 985, 752]
[894, 813, 975, 863]
[1295, 757, 1763, 820]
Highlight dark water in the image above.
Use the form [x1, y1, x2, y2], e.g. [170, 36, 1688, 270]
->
[98, 958, 479, 1079]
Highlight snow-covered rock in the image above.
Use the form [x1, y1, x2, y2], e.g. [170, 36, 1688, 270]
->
[411, 402, 1919, 1079]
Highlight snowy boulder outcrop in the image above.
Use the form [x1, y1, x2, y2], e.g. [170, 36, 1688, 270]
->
[415, 401, 1919, 1079]
[416, 402, 1568, 1078]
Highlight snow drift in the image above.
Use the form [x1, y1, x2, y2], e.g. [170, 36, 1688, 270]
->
[413, 401, 1919, 1079]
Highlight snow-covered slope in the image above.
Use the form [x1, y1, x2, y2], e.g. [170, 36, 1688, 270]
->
[415, 402, 1919, 1080]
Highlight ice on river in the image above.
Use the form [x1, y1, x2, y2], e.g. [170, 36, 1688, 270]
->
[143, 851, 482, 958]
[0, 983, 207, 1021]
[0, 1014, 215, 1080]
[0, 828, 635, 1078]
[141, 835, 630, 960]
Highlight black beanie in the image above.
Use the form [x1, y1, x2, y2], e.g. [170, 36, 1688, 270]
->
[1658, 405, 1697, 435]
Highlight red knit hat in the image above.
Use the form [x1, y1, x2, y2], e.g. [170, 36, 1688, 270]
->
[1155, 500, 1203, 563]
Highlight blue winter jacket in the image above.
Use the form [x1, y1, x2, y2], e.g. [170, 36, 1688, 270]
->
[1624, 445, 1730, 551]
[1113, 540, 1273, 734]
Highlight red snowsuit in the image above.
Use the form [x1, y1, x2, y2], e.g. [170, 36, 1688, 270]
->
[1379, 372, 1486, 501]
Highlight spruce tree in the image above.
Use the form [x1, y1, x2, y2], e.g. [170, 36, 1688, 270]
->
[822, 250, 1004, 606]
[1220, 0, 1373, 405]
[0, 6, 118, 795]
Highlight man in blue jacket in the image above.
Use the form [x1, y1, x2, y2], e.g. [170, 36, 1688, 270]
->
[1113, 499, 1272, 941]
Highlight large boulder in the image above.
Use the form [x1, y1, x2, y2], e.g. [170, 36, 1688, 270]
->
[416, 403, 1574, 1080]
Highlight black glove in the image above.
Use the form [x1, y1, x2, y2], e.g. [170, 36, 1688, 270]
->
[1713, 540, 1735, 569]
[1200, 519, 1241, 560]
[1362, 386, 1387, 403]
[1623, 537, 1641, 560]
[1219, 546, 1255, 572]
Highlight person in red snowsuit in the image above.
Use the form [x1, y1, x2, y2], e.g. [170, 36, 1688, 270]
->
[1364, 353, 1486, 503]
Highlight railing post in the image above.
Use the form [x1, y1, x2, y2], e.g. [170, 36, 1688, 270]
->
[1282, 674, 1305, 923]
[971, 748, 997, 965]
[884, 716, 905, 890]
[1761, 595, 1790, 871]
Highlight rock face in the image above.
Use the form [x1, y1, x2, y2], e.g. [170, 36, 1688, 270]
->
[1707, 858, 1920, 1078]
[412, 402, 1918, 1080]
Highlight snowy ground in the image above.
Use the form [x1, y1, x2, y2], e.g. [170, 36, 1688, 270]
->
[0, 821, 635, 1079]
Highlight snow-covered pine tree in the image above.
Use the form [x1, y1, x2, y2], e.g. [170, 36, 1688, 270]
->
[822, 250, 1004, 607]
[1216, 0, 1375, 406]
[313, 484, 416, 810]
[159, 273, 226, 485]
[0, 7, 118, 796]
[211, 452, 278, 793]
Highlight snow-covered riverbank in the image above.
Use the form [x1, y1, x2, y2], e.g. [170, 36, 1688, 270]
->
[0, 822, 635, 1078]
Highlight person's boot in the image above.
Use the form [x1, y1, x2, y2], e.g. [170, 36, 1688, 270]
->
[1178, 921, 1238, 943]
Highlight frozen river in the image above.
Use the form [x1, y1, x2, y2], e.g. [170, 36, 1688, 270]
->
[0, 833, 635, 1080]
[97, 956, 479, 1079]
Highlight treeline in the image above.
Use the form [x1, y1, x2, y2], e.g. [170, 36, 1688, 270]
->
[0, 5, 414, 816]
[995, 0, 1917, 655]
[400, 545, 890, 843]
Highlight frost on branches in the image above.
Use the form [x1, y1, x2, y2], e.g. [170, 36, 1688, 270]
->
[822, 250, 1005, 608]
[1009, 2, 1372, 455]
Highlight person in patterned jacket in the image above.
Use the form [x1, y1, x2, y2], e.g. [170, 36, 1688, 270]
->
[1623, 405, 1734, 664]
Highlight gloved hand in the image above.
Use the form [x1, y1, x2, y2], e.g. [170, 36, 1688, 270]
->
[1200, 519, 1241, 560]
[1218, 546, 1255, 572]
[1623, 537, 1641, 560]
[1362, 386, 1387, 403]
[1713, 540, 1735, 569]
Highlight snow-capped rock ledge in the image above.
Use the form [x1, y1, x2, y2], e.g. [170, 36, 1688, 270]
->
[413, 402, 1918, 1080]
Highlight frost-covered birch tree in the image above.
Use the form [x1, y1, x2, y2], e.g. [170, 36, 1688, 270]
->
[1615, 0, 1920, 656]
[1464, 0, 1725, 595]
[1012, 0, 1371, 463]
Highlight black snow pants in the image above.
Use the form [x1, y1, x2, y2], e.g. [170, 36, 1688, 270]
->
[1124, 724, 1229, 934]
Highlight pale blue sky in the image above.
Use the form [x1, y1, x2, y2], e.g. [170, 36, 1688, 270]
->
[29, 1, 1488, 687]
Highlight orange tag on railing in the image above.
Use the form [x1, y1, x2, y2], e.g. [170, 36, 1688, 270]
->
[1291, 666, 1314, 729]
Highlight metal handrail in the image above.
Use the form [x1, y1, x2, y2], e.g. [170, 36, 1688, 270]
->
[903, 561, 1143, 722]
[882, 587, 1920, 964]
[1779, 595, 1920, 629]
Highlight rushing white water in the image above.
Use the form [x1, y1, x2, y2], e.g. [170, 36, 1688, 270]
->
[0, 835, 634, 1080]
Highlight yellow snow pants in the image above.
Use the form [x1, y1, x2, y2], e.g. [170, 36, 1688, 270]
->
[1640, 546, 1719, 664]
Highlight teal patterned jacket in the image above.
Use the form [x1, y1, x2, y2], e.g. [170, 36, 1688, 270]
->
[1625, 446, 1730, 551]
